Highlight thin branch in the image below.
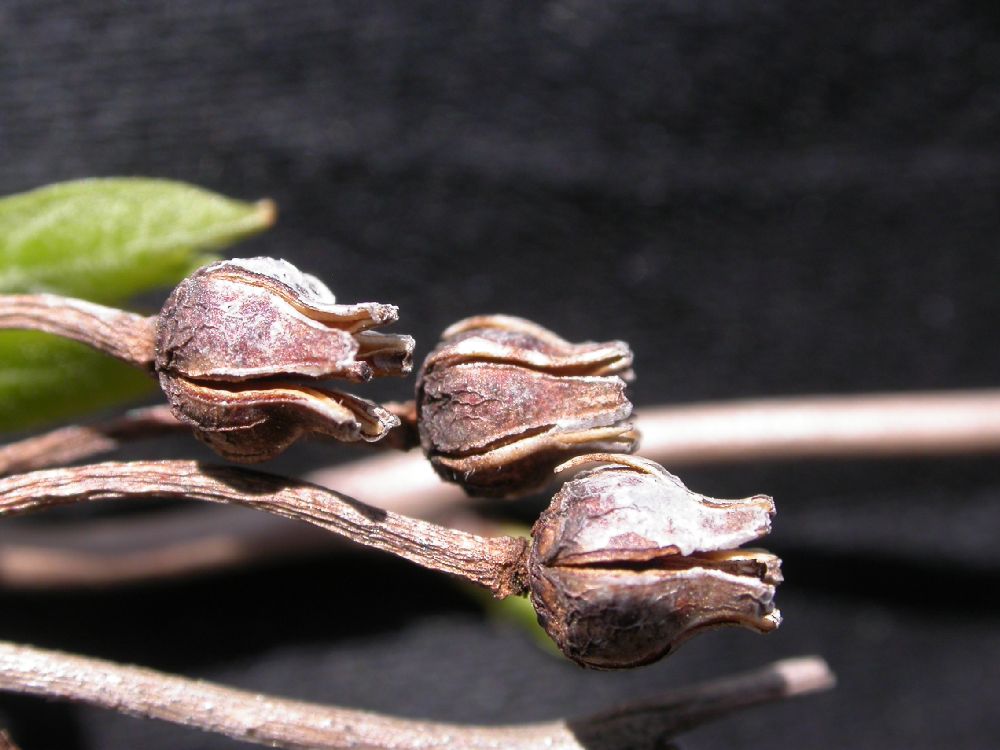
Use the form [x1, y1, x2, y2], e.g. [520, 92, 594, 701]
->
[0, 294, 156, 370]
[304, 388, 1000, 492]
[638, 389, 1000, 464]
[0, 640, 833, 750]
[0, 405, 183, 477]
[568, 655, 834, 748]
[0, 401, 414, 478]
[0, 505, 333, 589]
[0, 729, 20, 750]
[0, 503, 499, 590]
[5, 388, 1000, 481]
[4, 388, 1000, 590]
[0, 430, 471, 590]
[0, 461, 527, 598]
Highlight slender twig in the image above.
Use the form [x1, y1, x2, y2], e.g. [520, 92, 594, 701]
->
[0, 640, 833, 750]
[0, 403, 418, 481]
[0, 503, 498, 590]
[0, 729, 20, 750]
[0, 405, 183, 477]
[0, 505, 333, 588]
[568, 655, 834, 747]
[638, 389, 1000, 464]
[0, 443, 472, 590]
[0, 402, 413, 479]
[4, 388, 1000, 590]
[5, 389, 1000, 480]
[0, 461, 528, 598]
[0, 294, 156, 370]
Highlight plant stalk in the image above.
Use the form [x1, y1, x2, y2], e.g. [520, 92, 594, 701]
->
[0, 461, 528, 598]
[0, 294, 156, 370]
[4, 389, 1000, 589]
[0, 640, 833, 750]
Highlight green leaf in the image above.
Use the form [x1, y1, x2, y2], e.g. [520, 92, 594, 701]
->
[0, 178, 275, 432]
[0, 178, 275, 304]
[0, 332, 154, 432]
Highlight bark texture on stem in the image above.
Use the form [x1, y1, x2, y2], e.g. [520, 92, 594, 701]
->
[0, 294, 156, 370]
[0, 640, 833, 750]
[0, 444, 470, 590]
[0, 461, 527, 597]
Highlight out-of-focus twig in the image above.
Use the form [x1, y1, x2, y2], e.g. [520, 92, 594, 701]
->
[0, 505, 333, 589]
[638, 389, 1000, 464]
[0, 400, 418, 479]
[0, 405, 183, 477]
[0, 640, 833, 750]
[0, 729, 20, 750]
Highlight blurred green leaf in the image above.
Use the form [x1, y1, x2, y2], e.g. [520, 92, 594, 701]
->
[0, 333, 153, 431]
[0, 178, 276, 432]
[479, 588, 563, 657]
[0, 178, 275, 304]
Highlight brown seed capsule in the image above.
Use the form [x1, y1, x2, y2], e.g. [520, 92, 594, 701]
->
[528, 454, 781, 669]
[154, 258, 415, 462]
[416, 315, 638, 497]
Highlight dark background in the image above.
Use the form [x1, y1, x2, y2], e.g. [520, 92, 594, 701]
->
[2, 1, 1000, 748]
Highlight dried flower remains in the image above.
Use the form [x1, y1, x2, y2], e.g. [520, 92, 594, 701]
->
[154, 258, 414, 461]
[529, 454, 781, 669]
[0, 256, 784, 673]
[416, 315, 639, 497]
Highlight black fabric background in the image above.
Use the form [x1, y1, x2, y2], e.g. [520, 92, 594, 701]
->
[2, 1, 1000, 748]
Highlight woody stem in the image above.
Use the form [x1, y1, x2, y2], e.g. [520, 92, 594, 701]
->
[0, 640, 833, 750]
[0, 460, 528, 598]
[0, 294, 156, 370]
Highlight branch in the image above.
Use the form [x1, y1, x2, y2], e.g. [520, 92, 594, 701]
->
[0, 501, 501, 590]
[0, 406, 183, 477]
[638, 389, 1000, 464]
[0, 402, 417, 478]
[5, 389, 1000, 481]
[4, 389, 999, 590]
[0, 294, 156, 370]
[0, 443, 474, 590]
[569, 655, 834, 747]
[0, 461, 527, 598]
[0, 729, 20, 750]
[0, 640, 833, 750]
[0, 505, 333, 588]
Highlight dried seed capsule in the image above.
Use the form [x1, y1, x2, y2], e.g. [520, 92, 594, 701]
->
[416, 315, 638, 498]
[154, 257, 414, 462]
[528, 454, 781, 669]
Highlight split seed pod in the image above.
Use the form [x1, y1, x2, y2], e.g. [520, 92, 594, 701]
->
[528, 454, 781, 669]
[155, 258, 414, 462]
[416, 315, 638, 497]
